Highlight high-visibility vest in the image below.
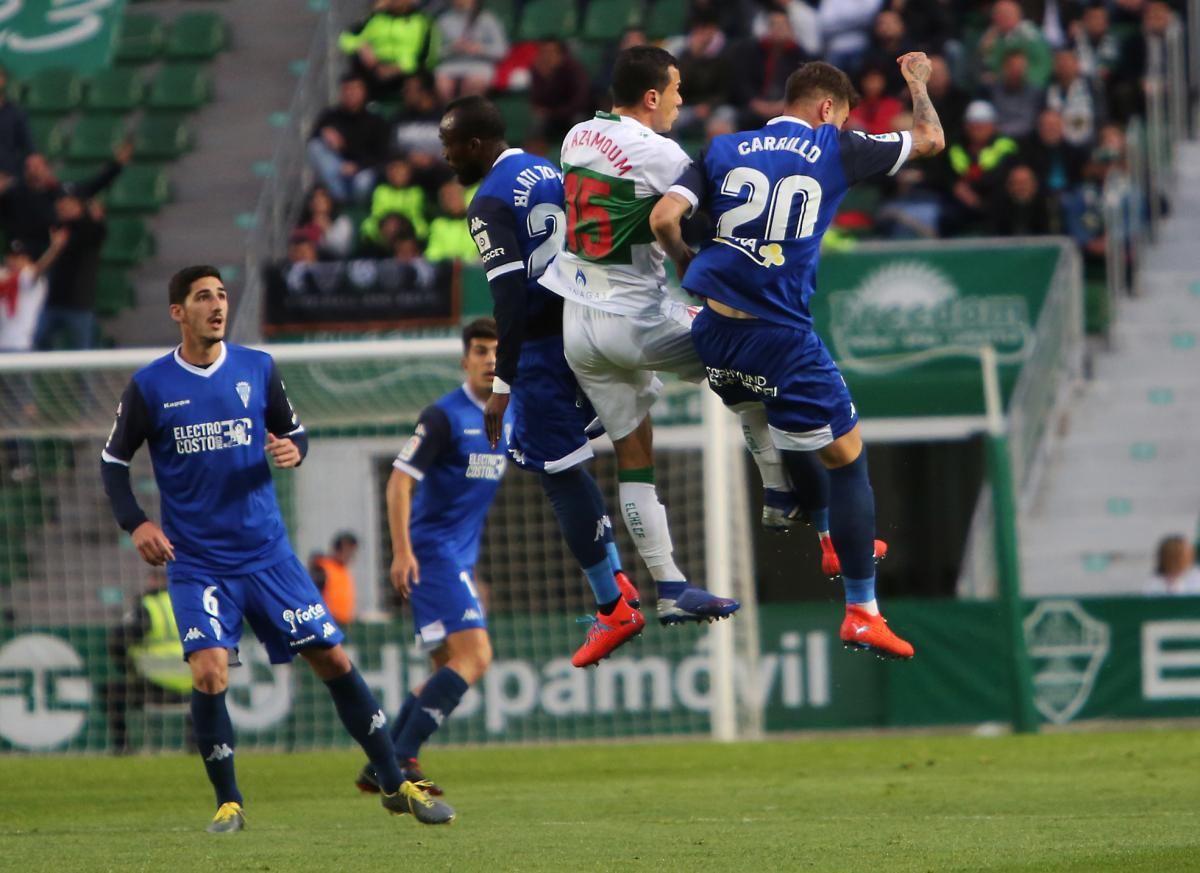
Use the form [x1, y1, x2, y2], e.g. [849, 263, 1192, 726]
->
[313, 556, 355, 625]
[128, 590, 192, 694]
[338, 12, 438, 75]
[948, 137, 1019, 179]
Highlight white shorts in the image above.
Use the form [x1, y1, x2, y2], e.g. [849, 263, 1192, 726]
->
[562, 297, 706, 441]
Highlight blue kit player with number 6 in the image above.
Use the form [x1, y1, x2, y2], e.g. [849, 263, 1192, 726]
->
[100, 265, 453, 831]
[651, 57, 948, 660]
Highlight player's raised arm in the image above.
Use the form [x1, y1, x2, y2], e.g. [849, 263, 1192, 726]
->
[897, 51, 945, 159]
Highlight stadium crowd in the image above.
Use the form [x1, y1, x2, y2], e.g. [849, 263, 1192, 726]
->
[290, 0, 1184, 287]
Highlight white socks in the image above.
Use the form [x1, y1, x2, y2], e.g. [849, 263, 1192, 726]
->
[619, 481, 684, 582]
[735, 404, 789, 492]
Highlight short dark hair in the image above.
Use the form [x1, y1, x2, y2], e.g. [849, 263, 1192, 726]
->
[461, 317, 498, 352]
[785, 61, 859, 109]
[332, 531, 358, 550]
[610, 45, 677, 108]
[168, 265, 223, 306]
[443, 95, 506, 142]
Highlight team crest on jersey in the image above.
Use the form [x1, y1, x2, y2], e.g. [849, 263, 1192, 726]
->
[235, 381, 251, 408]
[714, 237, 786, 268]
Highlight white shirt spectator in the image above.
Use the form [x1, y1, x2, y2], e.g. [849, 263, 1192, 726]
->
[1144, 567, 1200, 596]
[753, 1, 822, 57]
[0, 265, 48, 351]
[818, 0, 883, 63]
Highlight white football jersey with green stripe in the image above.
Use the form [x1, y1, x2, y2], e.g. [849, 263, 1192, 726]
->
[539, 111, 691, 316]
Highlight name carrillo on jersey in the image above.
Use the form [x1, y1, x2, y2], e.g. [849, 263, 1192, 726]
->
[173, 418, 253, 454]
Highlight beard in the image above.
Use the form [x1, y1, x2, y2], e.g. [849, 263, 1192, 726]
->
[453, 163, 484, 186]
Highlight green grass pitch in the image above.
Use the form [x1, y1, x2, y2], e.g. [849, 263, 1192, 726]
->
[2, 729, 1197, 873]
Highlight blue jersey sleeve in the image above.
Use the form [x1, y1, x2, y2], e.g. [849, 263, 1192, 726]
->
[668, 155, 707, 215]
[102, 379, 153, 465]
[469, 195, 527, 388]
[838, 130, 913, 186]
[392, 405, 452, 481]
[266, 360, 309, 461]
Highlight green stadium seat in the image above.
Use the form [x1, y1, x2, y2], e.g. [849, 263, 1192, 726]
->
[493, 93, 533, 146]
[146, 64, 211, 111]
[165, 11, 228, 60]
[22, 68, 83, 115]
[489, 0, 518, 35]
[517, 0, 577, 41]
[65, 115, 127, 164]
[29, 116, 69, 159]
[114, 14, 165, 65]
[133, 114, 191, 160]
[573, 40, 607, 78]
[95, 266, 138, 315]
[106, 165, 170, 213]
[644, 0, 689, 40]
[54, 163, 103, 185]
[86, 68, 145, 112]
[101, 217, 155, 266]
[581, 0, 641, 42]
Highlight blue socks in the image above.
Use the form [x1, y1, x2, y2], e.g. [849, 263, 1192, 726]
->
[191, 689, 242, 807]
[780, 448, 831, 530]
[540, 468, 619, 606]
[828, 451, 877, 602]
[388, 692, 418, 746]
[392, 667, 469, 761]
[325, 666, 404, 794]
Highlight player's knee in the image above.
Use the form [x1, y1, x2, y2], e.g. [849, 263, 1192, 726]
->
[451, 636, 492, 684]
[187, 649, 228, 693]
[302, 643, 352, 680]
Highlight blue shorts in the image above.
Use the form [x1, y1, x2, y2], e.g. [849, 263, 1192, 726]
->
[691, 307, 858, 451]
[508, 334, 596, 474]
[167, 554, 345, 665]
[409, 559, 487, 651]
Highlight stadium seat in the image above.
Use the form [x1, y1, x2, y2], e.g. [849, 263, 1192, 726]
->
[132, 114, 192, 160]
[493, 93, 533, 146]
[643, 0, 690, 40]
[105, 165, 170, 213]
[95, 266, 138, 315]
[581, 0, 642, 42]
[517, 0, 577, 41]
[86, 68, 145, 113]
[29, 116, 69, 159]
[54, 163, 103, 185]
[146, 64, 211, 111]
[165, 11, 228, 60]
[22, 68, 83, 115]
[100, 217, 155, 266]
[573, 41, 607, 79]
[114, 14, 165, 65]
[488, 0, 518, 35]
[65, 115, 127, 164]
[462, 265, 491, 318]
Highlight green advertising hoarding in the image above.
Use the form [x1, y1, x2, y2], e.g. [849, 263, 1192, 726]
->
[3, 598, 1199, 754]
[0, 0, 125, 77]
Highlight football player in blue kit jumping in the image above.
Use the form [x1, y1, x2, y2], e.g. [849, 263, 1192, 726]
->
[101, 266, 454, 830]
[650, 55, 947, 659]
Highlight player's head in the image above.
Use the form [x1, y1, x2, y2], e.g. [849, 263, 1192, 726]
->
[460, 317, 499, 397]
[784, 62, 858, 129]
[168, 265, 227, 346]
[440, 95, 506, 186]
[610, 45, 681, 133]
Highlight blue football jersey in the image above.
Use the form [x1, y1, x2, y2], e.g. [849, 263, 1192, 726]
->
[102, 343, 305, 573]
[467, 148, 566, 386]
[674, 117, 912, 330]
[393, 385, 511, 567]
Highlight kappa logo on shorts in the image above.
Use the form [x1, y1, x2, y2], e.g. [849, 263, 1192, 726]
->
[184, 627, 206, 642]
[322, 622, 336, 638]
[461, 608, 482, 621]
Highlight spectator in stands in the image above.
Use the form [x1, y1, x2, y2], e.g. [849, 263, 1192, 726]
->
[1073, 3, 1122, 84]
[592, 28, 647, 110]
[0, 146, 128, 258]
[307, 74, 390, 206]
[287, 229, 319, 265]
[103, 569, 193, 754]
[362, 154, 429, 249]
[977, 0, 1052, 87]
[1020, 108, 1088, 199]
[424, 181, 478, 263]
[817, 0, 884, 73]
[310, 532, 360, 626]
[1108, 0, 1175, 125]
[987, 50, 1044, 139]
[529, 39, 593, 144]
[848, 63, 904, 134]
[732, 10, 811, 129]
[887, 0, 952, 56]
[339, 0, 438, 100]
[0, 231, 65, 353]
[1143, 534, 1200, 595]
[0, 66, 31, 177]
[988, 163, 1057, 235]
[1062, 130, 1127, 280]
[876, 165, 942, 239]
[1046, 47, 1102, 148]
[433, 0, 508, 102]
[861, 9, 914, 94]
[669, 12, 733, 139]
[393, 73, 446, 161]
[390, 214, 425, 264]
[916, 54, 969, 143]
[296, 186, 355, 260]
[35, 195, 107, 351]
[751, 0, 823, 57]
[359, 212, 414, 259]
[929, 100, 1019, 235]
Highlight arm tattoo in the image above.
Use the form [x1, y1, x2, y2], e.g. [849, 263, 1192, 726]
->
[909, 84, 944, 157]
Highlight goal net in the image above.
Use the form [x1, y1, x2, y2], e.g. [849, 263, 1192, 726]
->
[0, 340, 760, 754]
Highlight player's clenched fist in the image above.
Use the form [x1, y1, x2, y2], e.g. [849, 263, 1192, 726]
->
[132, 520, 175, 566]
[897, 52, 931, 84]
[266, 432, 301, 468]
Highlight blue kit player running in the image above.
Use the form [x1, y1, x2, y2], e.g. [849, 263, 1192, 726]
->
[100, 266, 454, 830]
[650, 56, 947, 659]
[438, 95, 644, 669]
[355, 319, 507, 797]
